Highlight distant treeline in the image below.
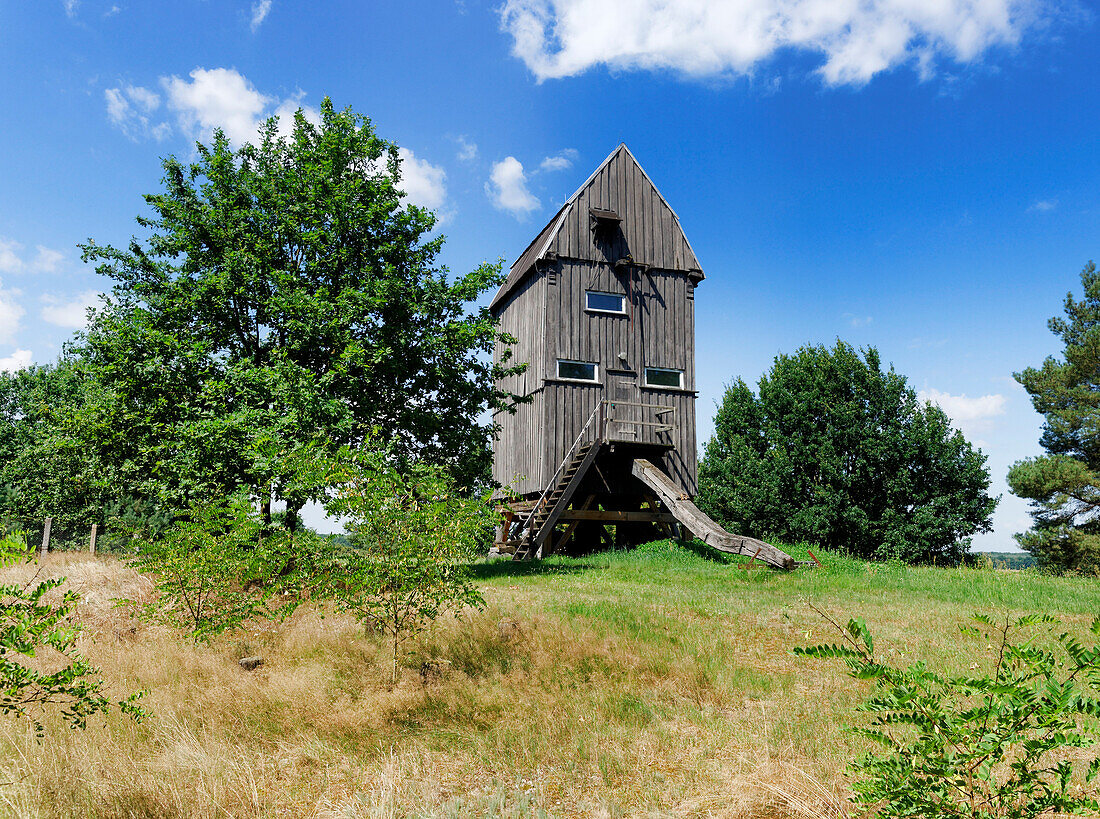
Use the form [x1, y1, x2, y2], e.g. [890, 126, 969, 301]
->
[972, 552, 1036, 569]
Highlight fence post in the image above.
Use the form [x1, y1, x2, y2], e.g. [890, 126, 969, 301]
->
[40, 517, 52, 555]
[89, 523, 98, 555]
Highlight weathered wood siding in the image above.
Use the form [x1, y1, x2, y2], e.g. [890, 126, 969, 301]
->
[546, 149, 700, 274]
[544, 258, 698, 494]
[492, 270, 546, 495]
[492, 144, 702, 498]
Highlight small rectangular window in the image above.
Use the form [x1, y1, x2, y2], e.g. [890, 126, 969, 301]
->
[557, 360, 598, 382]
[644, 367, 683, 389]
[585, 291, 626, 314]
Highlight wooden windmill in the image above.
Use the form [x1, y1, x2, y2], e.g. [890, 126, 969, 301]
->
[490, 145, 793, 568]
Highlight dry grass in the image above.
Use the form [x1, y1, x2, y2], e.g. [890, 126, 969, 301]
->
[0, 545, 1096, 817]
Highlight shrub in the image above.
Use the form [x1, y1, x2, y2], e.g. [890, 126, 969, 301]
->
[0, 530, 144, 734]
[796, 609, 1100, 818]
[698, 341, 997, 563]
[316, 450, 495, 684]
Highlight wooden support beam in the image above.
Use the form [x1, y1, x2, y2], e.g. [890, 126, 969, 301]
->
[557, 509, 678, 523]
[553, 494, 595, 554]
[631, 459, 796, 570]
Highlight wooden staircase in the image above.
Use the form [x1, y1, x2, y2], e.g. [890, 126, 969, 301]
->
[510, 441, 600, 560]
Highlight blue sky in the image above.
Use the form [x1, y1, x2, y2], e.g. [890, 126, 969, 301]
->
[1, 0, 1097, 548]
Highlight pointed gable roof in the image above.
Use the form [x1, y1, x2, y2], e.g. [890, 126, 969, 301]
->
[489, 144, 704, 313]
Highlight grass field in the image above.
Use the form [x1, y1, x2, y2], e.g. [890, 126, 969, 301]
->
[2, 542, 1099, 818]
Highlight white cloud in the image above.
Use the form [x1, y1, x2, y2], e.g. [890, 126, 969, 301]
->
[163, 68, 271, 146]
[1028, 198, 1058, 212]
[500, 0, 1039, 85]
[33, 246, 65, 273]
[456, 136, 478, 162]
[62, 0, 79, 18]
[40, 290, 101, 330]
[0, 283, 25, 346]
[105, 68, 319, 147]
[843, 312, 873, 327]
[396, 148, 447, 211]
[0, 239, 24, 274]
[539, 148, 578, 172]
[486, 157, 540, 217]
[105, 5, 121, 16]
[0, 349, 32, 374]
[104, 84, 169, 141]
[919, 388, 1007, 438]
[250, 0, 272, 32]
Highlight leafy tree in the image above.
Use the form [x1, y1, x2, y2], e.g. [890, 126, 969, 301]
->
[79, 99, 521, 527]
[1008, 261, 1100, 572]
[0, 530, 144, 735]
[315, 448, 493, 685]
[124, 493, 304, 641]
[0, 361, 110, 546]
[797, 610, 1100, 818]
[697, 341, 996, 563]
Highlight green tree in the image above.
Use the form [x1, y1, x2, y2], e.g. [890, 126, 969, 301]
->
[314, 448, 493, 685]
[1008, 261, 1100, 572]
[0, 361, 110, 546]
[697, 341, 996, 563]
[797, 611, 1100, 818]
[0, 530, 144, 735]
[79, 99, 521, 528]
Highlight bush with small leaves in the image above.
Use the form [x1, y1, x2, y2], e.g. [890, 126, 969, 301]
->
[313, 449, 495, 685]
[125, 494, 301, 641]
[0, 530, 144, 735]
[796, 609, 1100, 818]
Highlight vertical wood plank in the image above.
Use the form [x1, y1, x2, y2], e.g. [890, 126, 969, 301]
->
[90, 523, 98, 555]
[41, 517, 52, 555]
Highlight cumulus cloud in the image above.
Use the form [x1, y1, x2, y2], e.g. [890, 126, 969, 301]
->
[0, 239, 66, 275]
[163, 68, 271, 145]
[33, 246, 65, 273]
[40, 290, 101, 330]
[106, 68, 320, 147]
[1028, 198, 1058, 212]
[0, 239, 23, 275]
[455, 136, 478, 162]
[499, 0, 1040, 85]
[919, 387, 1007, 437]
[0, 283, 25, 345]
[843, 312, 873, 327]
[396, 148, 447, 211]
[62, 0, 78, 18]
[0, 349, 32, 374]
[486, 157, 540, 217]
[250, 0, 272, 31]
[104, 84, 170, 141]
[539, 148, 578, 172]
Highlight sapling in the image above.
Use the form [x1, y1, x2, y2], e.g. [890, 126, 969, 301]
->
[797, 607, 1100, 818]
[0, 530, 144, 735]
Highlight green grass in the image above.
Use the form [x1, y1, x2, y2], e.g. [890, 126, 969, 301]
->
[7, 544, 1100, 817]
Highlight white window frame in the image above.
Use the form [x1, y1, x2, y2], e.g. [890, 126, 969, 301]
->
[643, 367, 684, 390]
[557, 359, 599, 383]
[585, 290, 627, 315]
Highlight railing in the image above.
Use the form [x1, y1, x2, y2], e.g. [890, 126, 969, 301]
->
[602, 400, 676, 442]
[512, 401, 605, 540]
[508, 398, 678, 544]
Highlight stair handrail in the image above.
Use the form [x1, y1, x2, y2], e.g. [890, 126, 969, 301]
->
[514, 400, 606, 538]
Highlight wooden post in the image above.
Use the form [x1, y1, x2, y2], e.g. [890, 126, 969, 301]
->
[89, 523, 98, 555]
[40, 517, 52, 555]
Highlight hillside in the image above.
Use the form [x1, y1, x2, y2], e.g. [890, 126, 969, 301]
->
[3, 543, 1099, 818]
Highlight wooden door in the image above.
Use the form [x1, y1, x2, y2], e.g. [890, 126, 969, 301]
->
[606, 372, 640, 441]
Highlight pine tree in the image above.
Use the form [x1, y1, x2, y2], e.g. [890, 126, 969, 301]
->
[1008, 261, 1100, 571]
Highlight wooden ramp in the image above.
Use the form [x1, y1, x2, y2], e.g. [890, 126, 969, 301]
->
[631, 459, 796, 570]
